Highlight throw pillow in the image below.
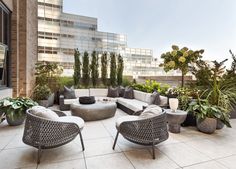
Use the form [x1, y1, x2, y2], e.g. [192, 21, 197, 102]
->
[123, 87, 134, 99]
[107, 87, 119, 98]
[139, 105, 163, 119]
[151, 91, 161, 105]
[63, 86, 76, 99]
[118, 86, 125, 97]
[31, 106, 59, 120]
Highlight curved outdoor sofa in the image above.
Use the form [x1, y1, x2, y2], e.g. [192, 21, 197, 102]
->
[59, 88, 168, 114]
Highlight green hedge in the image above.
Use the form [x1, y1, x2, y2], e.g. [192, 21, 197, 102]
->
[132, 80, 170, 95]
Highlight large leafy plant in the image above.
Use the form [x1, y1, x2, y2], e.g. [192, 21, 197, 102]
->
[188, 99, 231, 127]
[203, 60, 236, 112]
[0, 97, 38, 122]
[160, 45, 204, 87]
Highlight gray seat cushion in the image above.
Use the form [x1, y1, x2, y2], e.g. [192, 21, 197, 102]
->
[117, 98, 148, 112]
[58, 116, 84, 129]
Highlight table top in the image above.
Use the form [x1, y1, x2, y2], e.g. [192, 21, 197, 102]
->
[165, 109, 187, 115]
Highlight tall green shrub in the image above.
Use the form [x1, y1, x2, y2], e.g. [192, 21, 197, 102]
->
[73, 49, 81, 87]
[90, 51, 99, 87]
[34, 61, 63, 92]
[82, 51, 90, 87]
[110, 53, 117, 86]
[101, 52, 108, 86]
[117, 54, 124, 85]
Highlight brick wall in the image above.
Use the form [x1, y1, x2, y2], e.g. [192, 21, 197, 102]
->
[10, 0, 38, 97]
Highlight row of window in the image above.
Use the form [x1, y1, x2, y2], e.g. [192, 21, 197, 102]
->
[38, 17, 96, 30]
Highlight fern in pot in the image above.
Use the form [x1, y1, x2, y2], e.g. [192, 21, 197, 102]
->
[0, 97, 38, 126]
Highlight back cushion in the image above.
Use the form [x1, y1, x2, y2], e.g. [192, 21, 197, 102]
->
[118, 86, 125, 97]
[107, 87, 119, 98]
[75, 89, 90, 97]
[63, 86, 76, 99]
[139, 105, 163, 119]
[123, 87, 134, 99]
[30, 106, 59, 120]
[160, 96, 168, 106]
[133, 90, 146, 102]
[90, 88, 108, 97]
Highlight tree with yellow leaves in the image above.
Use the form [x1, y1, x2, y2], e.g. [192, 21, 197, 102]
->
[160, 45, 204, 87]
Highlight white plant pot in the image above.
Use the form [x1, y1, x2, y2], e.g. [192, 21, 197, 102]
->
[169, 98, 179, 112]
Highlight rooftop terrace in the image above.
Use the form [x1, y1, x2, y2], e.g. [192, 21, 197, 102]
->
[0, 108, 236, 169]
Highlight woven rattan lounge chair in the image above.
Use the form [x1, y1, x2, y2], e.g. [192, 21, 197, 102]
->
[23, 109, 85, 164]
[113, 110, 168, 159]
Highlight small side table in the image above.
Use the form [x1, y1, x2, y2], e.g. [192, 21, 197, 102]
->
[165, 109, 187, 133]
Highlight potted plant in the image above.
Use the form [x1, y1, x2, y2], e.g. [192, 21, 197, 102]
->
[32, 85, 52, 108]
[203, 60, 236, 129]
[188, 99, 231, 134]
[33, 61, 63, 106]
[0, 97, 38, 126]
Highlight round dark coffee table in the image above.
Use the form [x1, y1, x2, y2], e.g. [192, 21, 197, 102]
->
[79, 96, 95, 104]
[165, 109, 187, 133]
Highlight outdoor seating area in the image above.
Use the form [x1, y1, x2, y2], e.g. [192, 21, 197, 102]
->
[0, 106, 236, 169]
[1, 0, 236, 168]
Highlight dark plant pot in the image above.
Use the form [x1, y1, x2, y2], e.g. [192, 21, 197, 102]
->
[181, 113, 196, 127]
[6, 114, 25, 126]
[216, 119, 224, 129]
[197, 118, 216, 134]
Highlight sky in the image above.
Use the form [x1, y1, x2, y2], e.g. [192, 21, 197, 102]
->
[63, 0, 236, 67]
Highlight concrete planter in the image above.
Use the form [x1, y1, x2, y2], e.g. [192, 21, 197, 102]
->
[6, 113, 25, 126]
[38, 93, 55, 108]
[197, 118, 217, 134]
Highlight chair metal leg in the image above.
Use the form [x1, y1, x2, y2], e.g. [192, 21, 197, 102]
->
[113, 131, 119, 150]
[152, 142, 155, 159]
[37, 146, 42, 164]
[79, 130, 85, 151]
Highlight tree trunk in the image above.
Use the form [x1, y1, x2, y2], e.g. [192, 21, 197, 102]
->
[181, 72, 184, 87]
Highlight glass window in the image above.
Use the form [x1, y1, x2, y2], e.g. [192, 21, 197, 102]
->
[0, 2, 10, 87]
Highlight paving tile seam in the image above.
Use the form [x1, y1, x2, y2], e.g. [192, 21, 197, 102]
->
[100, 119, 124, 152]
[36, 157, 87, 168]
[121, 150, 137, 169]
[85, 151, 122, 159]
[181, 141, 215, 160]
[212, 154, 236, 161]
[182, 138, 236, 160]
[1, 134, 18, 150]
[154, 147, 182, 169]
[181, 158, 230, 169]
